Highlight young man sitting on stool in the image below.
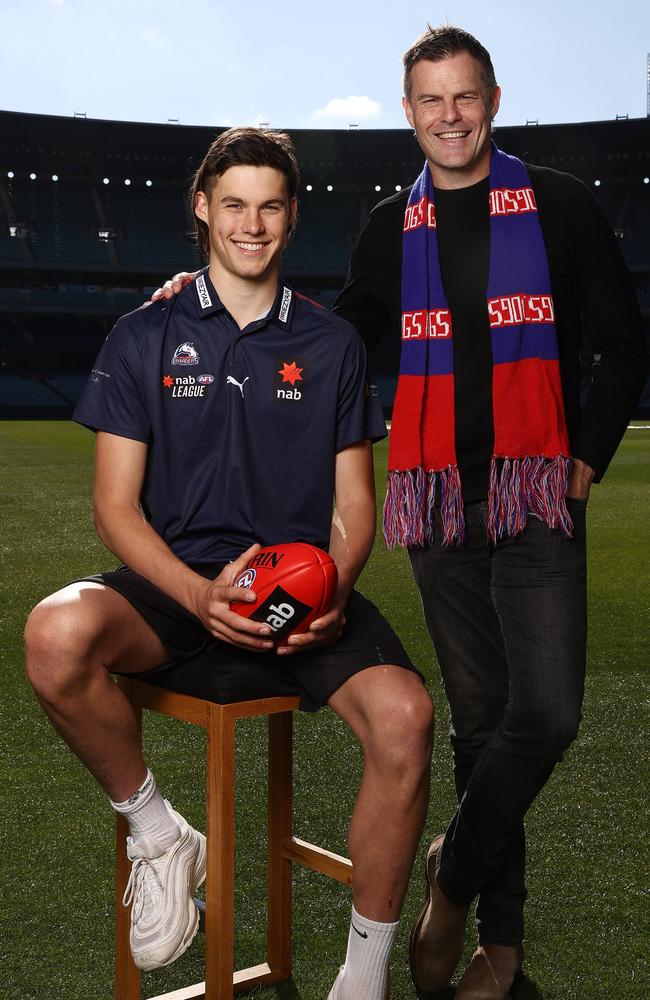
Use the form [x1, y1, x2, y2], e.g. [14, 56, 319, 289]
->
[24, 127, 434, 999]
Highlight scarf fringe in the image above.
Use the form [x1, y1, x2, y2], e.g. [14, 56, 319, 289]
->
[487, 455, 572, 542]
[383, 465, 464, 548]
[383, 456, 572, 548]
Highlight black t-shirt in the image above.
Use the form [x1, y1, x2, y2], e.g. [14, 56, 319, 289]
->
[435, 177, 492, 500]
[334, 164, 647, 496]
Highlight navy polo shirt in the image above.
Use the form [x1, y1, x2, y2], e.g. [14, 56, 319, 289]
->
[73, 270, 386, 564]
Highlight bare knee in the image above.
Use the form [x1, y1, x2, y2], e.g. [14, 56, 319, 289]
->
[397, 688, 435, 768]
[366, 681, 435, 779]
[24, 595, 98, 701]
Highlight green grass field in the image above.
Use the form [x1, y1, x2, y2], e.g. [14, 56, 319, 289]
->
[0, 421, 648, 1000]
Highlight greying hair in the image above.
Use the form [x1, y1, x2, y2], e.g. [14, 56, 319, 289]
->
[403, 25, 497, 101]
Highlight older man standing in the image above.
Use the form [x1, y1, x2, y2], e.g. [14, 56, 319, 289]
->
[334, 24, 646, 999]
[154, 26, 647, 996]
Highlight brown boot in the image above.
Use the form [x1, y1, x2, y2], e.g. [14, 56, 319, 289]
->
[455, 944, 524, 999]
[409, 835, 470, 994]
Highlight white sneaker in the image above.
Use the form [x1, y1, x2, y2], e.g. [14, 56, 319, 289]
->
[327, 966, 391, 999]
[122, 801, 206, 971]
[327, 967, 344, 999]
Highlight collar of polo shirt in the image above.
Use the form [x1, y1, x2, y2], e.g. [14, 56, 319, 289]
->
[193, 267, 295, 331]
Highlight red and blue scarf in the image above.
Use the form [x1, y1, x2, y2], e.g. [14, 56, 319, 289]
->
[384, 145, 572, 547]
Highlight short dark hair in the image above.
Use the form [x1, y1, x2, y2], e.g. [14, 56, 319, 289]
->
[403, 25, 497, 102]
[191, 126, 300, 258]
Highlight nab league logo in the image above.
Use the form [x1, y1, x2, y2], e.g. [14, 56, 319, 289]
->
[162, 374, 210, 397]
[172, 342, 199, 366]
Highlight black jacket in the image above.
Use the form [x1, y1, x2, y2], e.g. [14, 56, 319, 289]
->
[334, 164, 647, 485]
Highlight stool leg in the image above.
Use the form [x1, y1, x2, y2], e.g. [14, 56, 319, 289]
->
[267, 711, 293, 977]
[205, 704, 236, 999]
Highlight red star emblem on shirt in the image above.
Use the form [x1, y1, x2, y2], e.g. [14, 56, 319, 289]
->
[278, 361, 303, 386]
[162, 375, 174, 388]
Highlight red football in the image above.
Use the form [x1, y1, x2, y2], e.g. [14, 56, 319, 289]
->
[230, 542, 338, 643]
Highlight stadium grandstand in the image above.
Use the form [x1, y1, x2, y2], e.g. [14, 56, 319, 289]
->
[1, 108, 649, 417]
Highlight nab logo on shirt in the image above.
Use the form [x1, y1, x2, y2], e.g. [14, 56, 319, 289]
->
[275, 359, 305, 403]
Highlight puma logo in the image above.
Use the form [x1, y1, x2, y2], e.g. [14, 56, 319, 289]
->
[226, 375, 250, 398]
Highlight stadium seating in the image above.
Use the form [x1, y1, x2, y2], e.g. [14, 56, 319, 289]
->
[1, 110, 648, 417]
[0, 373, 66, 407]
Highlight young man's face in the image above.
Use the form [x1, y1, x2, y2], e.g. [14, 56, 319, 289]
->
[403, 51, 500, 190]
[194, 164, 297, 283]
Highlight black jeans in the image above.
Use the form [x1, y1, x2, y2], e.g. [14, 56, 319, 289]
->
[409, 498, 587, 945]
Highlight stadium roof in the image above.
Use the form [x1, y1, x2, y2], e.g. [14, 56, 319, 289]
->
[2, 109, 649, 188]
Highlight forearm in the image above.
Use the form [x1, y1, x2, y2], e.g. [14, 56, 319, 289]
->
[94, 500, 208, 617]
[91, 431, 268, 649]
[328, 496, 376, 606]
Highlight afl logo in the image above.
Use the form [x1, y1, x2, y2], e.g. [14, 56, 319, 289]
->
[172, 342, 199, 366]
[235, 568, 256, 590]
[197, 374, 215, 385]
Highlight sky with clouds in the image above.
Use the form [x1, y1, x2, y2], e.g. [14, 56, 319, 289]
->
[1, 0, 649, 130]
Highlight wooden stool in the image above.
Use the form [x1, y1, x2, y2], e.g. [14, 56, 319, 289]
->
[114, 675, 353, 1000]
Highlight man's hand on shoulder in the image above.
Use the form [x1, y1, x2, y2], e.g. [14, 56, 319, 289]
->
[275, 599, 347, 656]
[192, 544, 275, 652]
[150, 271, 198, 302]
[567, 457, 595, 501]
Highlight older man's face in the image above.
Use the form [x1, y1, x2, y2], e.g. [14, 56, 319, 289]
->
[403, 51, 500, 189]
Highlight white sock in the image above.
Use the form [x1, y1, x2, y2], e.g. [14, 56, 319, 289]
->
[110, 769, 180, 851]
[337, 905, 399, 999]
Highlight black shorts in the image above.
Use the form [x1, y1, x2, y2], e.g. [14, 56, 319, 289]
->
[79, 565, 421, 712]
